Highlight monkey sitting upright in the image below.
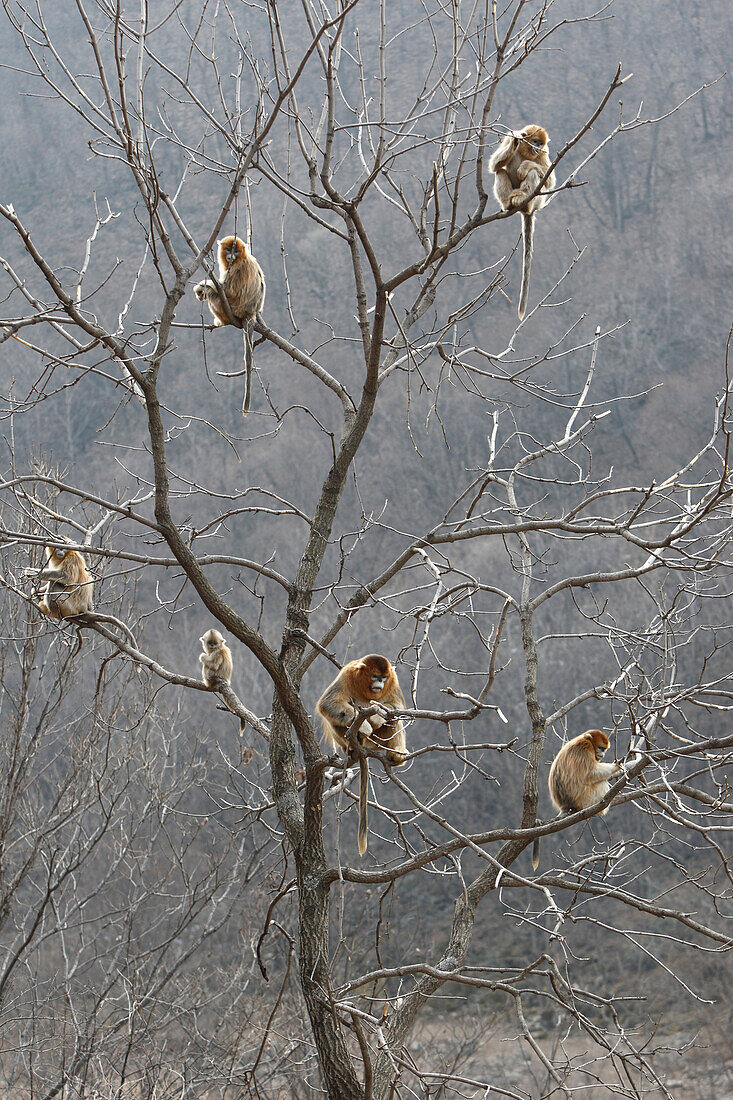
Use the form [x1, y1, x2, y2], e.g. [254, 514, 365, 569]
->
[35, 545, 94, 620]
[194, 235, 266, 415]
[489, 125, 555, 320]
[199, 628, 233, 688]
[31, 544, 137, 646]
[316, 654, 407, 856]
[532, 728, 622, 869]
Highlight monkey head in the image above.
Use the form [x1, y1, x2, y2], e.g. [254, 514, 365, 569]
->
[47, 547, 69, 566]
[218, 235, 248, 270]
[46, 542, 81, 564]
[355, 654, 394, 698]
[514, 125, 549, 156]
[585, 728, 610, 762]
[201, 628, 226, 651]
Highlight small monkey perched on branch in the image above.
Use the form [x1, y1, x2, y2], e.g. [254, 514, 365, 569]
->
[194, 235, 266, 415]
[317, 654, 408, 856]
[199, 629, 252, 751]
[199, 628, 233, 687]
[532, 728, 622, 869]
[489, 125, 555, 320]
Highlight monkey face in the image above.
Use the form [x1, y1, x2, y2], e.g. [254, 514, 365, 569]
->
[360, 654, 392, 696]
[222, 237, 245, 268]
[44, 547, 71, 571]
[517, 125, 548, 154]
[593, 733, 610, 761]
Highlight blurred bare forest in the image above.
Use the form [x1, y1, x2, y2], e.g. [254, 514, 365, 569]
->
[0, 1, 732, 1097]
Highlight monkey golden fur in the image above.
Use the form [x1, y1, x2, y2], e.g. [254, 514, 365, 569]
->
[36, 546, 94, 620]
[199, 628, 233, 687]
[532, 728, 622, 870]
[31, 544, 138, 648]
[194, 236, 266, 328]
[548, 728, 621, 814]
[489, 125, 555, 320]
[316, 654, 407, 856]
[194, 236, 266, 415]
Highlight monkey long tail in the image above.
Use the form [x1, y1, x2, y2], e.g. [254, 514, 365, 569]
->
[518, 212, 534, 321]
[358, 756, 369, 856]
[533, 812, 567, 869]
[242, 325, 253, 416]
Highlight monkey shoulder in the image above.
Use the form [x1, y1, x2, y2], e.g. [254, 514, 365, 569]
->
[392, 684, 407, 708]
[488, 136, 514, 171]
[317, 688, 352, 724]
[565, 740, 593, 767]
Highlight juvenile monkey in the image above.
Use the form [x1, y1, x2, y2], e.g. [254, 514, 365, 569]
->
[316, 654, 407, 856]
[199, 628, 233, 687]
[532, 728, 622, 869]
[33, 545, 137, 646]
[194, 235, 266, 415]
[489, 125, 555, 320]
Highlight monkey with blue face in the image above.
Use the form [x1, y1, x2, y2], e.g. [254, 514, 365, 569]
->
[317, 654, 407, 855]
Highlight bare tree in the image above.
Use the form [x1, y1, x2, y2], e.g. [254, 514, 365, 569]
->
[0, 1, 731, 1097]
